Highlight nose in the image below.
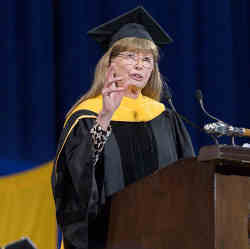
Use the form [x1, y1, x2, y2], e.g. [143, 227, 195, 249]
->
[134, 57, 143, 69]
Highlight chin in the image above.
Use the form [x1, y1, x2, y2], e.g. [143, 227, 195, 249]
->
[129, 80, 147, 89]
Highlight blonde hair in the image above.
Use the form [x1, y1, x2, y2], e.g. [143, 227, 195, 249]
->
[66, 37, 163, 117]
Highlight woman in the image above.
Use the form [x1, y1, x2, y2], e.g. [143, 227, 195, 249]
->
[52, 6, 194, 249]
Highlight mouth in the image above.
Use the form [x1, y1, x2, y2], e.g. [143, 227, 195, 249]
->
[129, 73, 143, 81]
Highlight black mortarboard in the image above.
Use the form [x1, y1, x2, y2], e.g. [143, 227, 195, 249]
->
[87, 6, 173, 50]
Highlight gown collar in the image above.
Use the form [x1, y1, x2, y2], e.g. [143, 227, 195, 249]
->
[68, 92, 165, 122]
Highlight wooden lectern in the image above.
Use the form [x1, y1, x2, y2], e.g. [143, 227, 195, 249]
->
[107, 145, 250, 249]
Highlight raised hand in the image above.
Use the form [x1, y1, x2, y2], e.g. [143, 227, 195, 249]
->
[97, 66, 128, 130]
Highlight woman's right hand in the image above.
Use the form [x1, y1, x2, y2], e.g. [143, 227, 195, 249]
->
[97, 66, 127, 130]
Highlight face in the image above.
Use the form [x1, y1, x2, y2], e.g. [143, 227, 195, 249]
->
[110, 50, 154, 91]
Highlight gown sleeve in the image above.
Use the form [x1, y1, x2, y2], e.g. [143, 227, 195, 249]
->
[52, 118, 109, 249]
[169, 110, 196, 158]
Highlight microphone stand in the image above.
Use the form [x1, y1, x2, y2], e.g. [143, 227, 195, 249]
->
[195, 89, 235, 146]
[163, 82, 219, 145]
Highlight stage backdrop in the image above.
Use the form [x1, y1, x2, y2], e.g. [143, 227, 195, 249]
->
[0, 161, 57, 248]
[1, 0, 250, 247]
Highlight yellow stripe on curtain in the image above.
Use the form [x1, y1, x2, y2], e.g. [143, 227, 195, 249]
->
[0, 161, 57, 249]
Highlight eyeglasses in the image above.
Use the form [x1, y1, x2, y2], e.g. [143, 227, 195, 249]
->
[116, 52, 154, 69]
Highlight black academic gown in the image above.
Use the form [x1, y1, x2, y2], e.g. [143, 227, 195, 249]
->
[51, 94, 195, 249]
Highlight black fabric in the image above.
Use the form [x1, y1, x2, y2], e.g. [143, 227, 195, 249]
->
[110, 23, 153, 47]
[170, 111, 195, 158]
[149, 110, 178, 169]
[112, 121, 158, 186]
[51, 109, 194, 249]
[52, 114, 97, 249]
[64, 110, 97, 133]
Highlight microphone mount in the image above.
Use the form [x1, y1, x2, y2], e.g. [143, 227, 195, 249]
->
[195, 89, 247, 146]
[204, 122, 247, 137]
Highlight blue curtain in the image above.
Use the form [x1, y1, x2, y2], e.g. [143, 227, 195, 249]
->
[2, 0, 250, 174]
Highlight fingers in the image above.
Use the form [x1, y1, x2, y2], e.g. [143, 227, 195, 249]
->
[102, 87, 126, 97]
[104, 65, 124, 88]
[105, 65, 117, 86]
[105, 79, 124, 90]
[105, 65, 114, 84]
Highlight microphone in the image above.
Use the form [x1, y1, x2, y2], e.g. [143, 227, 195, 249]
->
[163, 82, 176, 112]
[163, 82, 218, 144]
[195, 89, 250, 145]
[204, 122, 250, 138]
[195, 89, 226, 124]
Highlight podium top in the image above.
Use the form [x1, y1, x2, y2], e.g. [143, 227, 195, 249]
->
[198, 145, 250, 165]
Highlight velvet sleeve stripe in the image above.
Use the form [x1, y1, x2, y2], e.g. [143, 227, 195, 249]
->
[54, 110, 97, 180]
[64, 109, 98, 129]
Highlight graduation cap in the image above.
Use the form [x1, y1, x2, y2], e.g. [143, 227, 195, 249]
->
[87, 6, 173, 50]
